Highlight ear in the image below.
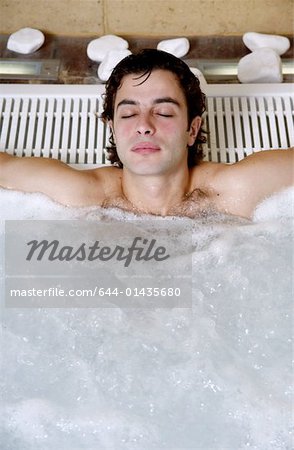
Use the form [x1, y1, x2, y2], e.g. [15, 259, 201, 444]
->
[187, 116, 202, 146]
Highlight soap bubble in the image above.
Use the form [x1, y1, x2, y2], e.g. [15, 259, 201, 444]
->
[0, 187, 293, 449]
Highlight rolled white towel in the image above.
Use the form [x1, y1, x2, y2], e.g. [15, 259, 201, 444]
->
[157, 37, 190, 58]
[237, 48, 283, 83]
[7, 28, 45, 54]
[87, 34, 129, 62]
[243, 32, 290, 56]
[98, 49, 132, 81]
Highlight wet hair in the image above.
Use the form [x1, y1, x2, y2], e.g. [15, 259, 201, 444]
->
[101, 48, 206, 167]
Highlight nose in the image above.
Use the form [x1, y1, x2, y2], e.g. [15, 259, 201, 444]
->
[136, 113, 155, 135]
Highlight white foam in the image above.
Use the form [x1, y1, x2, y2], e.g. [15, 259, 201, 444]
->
[0, 187, 292, 448]
[7, 28, 45, 54]
[238, 48, 283, 83]
[243, 32, 290, 56]
[157, 37, 190, 58]
[0, 189, 88, 221]
[253, 186, 294, 221]
[87, 35, 129, 62]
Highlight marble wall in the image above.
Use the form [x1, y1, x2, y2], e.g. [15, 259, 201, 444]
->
[1, 0, 293, 37]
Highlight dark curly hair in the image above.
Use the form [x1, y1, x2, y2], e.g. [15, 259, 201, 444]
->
[101, 49, 206, 167]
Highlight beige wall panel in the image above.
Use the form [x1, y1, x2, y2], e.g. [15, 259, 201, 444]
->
[105, 0, 294, 36]
[0, 0, 293, 36]
[0, 0, 104, 35]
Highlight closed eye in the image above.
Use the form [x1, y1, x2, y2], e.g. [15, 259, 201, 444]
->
[121, 114, 137, 118]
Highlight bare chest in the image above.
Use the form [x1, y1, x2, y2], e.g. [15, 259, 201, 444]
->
[101, 188, 217, 219]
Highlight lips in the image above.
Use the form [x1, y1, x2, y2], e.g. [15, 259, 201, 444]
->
[131, 142, 161, 154]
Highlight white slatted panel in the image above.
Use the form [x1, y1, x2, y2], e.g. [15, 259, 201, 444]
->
[70, 98, 80, 162]
[202, 85, 293, 162]
[0, 97, 12, 150]
[87, 98, 98, 164]
[43, 98, 55, 157]
[96, 96, 105, 164]
[267, 97, 278, 148]
[275, 97, 288, 148]
[284, 97, 294, 144]
[34, 98, 47, 156]
[51, 98, 63, 159]
[224, 97, 236, 162]
[257, 97, 270, 149]
[61, 99, 72, 160]
[232, 97, 245, 161]
[0, 86, 106, 165]
[16, 97, 30, 153]
[0, 83, 293, 165]
[240, 97, 253, 152]
[206, 97, 218, 162]
[8, 98, 21, 154]
[25, 98, 38, 156]
[78, 98, 88, 164]
[248, 97, 260, 151]
[216, 98, 227, 162]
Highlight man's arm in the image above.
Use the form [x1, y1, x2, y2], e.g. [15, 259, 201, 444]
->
[214, 149, 294, 218]
[0, 152, 106, 206]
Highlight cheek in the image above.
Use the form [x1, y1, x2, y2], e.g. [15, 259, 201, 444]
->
[161, 121, 175, 133]
[163, 117, 189, 135]
[165, 124, 190, 147]
[113, 122, 133, 140]
[159, 121, 187, 142]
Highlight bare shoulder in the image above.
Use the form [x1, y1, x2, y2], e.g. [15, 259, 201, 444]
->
[221, 148, 294, 191]
[38, 164, 123, 206]
[0, 153, 123, 207]
[193, 149, 294, 218]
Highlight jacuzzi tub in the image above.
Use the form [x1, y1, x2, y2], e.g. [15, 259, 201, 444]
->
[0, 81, 293, 449]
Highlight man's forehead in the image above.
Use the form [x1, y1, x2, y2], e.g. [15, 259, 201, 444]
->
[115, 69, 184, 103]
[119, 69, 180, 88]
[116, 97, 181, 111]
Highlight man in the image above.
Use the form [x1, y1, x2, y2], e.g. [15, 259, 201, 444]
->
[0, 49, 293, 219]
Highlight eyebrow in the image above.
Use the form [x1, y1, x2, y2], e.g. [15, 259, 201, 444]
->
[116, 97, 181, 110]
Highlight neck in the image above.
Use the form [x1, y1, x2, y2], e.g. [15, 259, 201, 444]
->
[121, 167, 192, 215]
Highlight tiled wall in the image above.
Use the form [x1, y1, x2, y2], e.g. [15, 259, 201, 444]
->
[1, 0, 293, 36]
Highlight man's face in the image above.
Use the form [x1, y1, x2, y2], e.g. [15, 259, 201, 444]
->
[110, 69, 201, 176]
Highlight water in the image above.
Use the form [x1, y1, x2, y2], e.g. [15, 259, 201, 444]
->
[0, 188, 293, 449]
